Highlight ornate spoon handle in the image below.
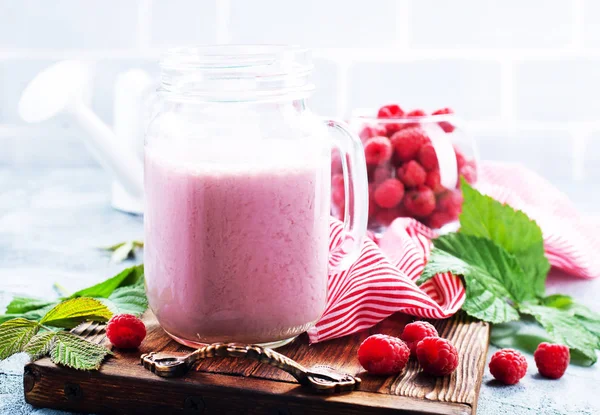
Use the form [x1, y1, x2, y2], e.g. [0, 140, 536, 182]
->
[141, 342, 361, 394]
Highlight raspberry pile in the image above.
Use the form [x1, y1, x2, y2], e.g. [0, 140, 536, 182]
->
[400, 321, 439, 356]
[106, 313, 147, 349]
[357, 320, 459, 377]
[331, 104, 476, 230]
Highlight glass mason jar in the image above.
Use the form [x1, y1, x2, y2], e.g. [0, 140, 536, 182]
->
[144, 46, 368, 348]
[331, 108, 478, 234]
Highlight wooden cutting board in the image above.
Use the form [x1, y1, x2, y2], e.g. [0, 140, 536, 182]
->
[23, 311, 489, 414]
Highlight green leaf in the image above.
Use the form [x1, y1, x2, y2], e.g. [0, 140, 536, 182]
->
[540, 295, 600, 341]
[541, 294, 574, 309]
[461, 273, 520, 324]
[70, 264, 144, 299]
[0, 303, 57, 324]
[434, 233, 533, 303]
[103, 241, 143, 263]
[417, 249, 471, 285]
[50, 332, 110, 370]
[98, 279, 147, 316]
[491, 317, 595, 366]
[111, 241, 134, 263]
[421, 234, 523, 323]
[0, 265, 146, 324]
[519, 303, 599, 365]
[459, 179, 550, 297]
[0, 318, 40, 359]
[24, 331, 56, 360]
[40, 298, 113, 329]
[4, 296, 55, 314]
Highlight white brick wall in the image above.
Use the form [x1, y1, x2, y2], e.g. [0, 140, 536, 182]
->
[0, 0, 598, 206]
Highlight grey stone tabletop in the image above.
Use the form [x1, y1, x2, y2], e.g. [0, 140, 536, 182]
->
[1, 164, 599, 415]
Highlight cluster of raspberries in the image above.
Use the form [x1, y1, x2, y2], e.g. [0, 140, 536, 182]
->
[358, 320, 570, 384]
[331, 104, 476, 230]
[357, 321, 459, 376]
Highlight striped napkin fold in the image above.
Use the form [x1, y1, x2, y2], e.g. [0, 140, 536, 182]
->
[307, 161, 600, 343]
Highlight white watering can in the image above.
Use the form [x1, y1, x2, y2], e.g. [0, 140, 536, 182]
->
[18, 60, 155, 214]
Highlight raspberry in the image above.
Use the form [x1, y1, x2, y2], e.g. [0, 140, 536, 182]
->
[403, 186, 436, 218]
[397, 160, 427, 187]
[374, 207, 401, 226]
[534, 343, 569, 379]
[357, 334, 410, 375]
[407, 109, 427, 117]
[377, 104, 404, 119]
[390, 127, 428, 162]
[374, 178, 404, 208]
[416, 337, 459, 376]
[489, 349, 528, 385]
[437, 189, 463, 216]
[331, 149, 343, 174]
[359, 124, 387, 142]
[364, 136, 393, 166]
[368, 183, 379, 215]
[371, 165, 393, 184]
[106, 314, 146, 349]
[400, 321, 439, 356]
[427, 211, 455, 229]
[406, 109, 427, 128]
[455, 148, 466, 169]
[331, 174, 345, 207]
[377, 105, 405, 136]
[418, 144, 438, 171]
[425, 169, 444, 193]
[432, 108, 455, 133]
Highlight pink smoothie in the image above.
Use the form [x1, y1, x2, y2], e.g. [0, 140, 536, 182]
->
[144, 141, 330, 346]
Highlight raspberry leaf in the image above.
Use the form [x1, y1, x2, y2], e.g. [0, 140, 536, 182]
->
[0, 304, 56, 325]
[98, 278, 148, 316]
[459, 179, 550, 298]
[542, 295, 600, 342]
[70, 264, 144, 299]
[418, 249, 471, 285]
[4, 296, 55, 314]
[40, 298, 113, 329]
[0, 318, 40, 359]
[1, 265, 145, 324]
[519, 303, 599, 365]
[24, 331, 57, 360]
[430, 233, 531, 302]
[541, 294, 573, 309]
[103, 241, 143, 263]
[49, 332, 110, 370]
[422, 234, 522, 323]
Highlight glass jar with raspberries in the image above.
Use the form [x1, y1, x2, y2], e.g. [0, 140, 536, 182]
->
[331, 104, 478, 233]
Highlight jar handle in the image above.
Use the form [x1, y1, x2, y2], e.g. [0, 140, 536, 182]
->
[324, 119, 368, 272]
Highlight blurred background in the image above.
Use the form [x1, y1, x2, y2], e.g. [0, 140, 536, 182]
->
[0, 0, 599, 212]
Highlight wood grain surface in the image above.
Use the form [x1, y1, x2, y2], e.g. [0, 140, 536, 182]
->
[24, 311, 489, 414]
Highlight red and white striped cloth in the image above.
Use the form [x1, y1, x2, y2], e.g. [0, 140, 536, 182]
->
[307, 161, 600, 343]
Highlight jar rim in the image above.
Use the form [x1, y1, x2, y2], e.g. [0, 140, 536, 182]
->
[159, 45, 315, 102]
[351, 108, 458, 124]
[160, 44, 312, 71]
